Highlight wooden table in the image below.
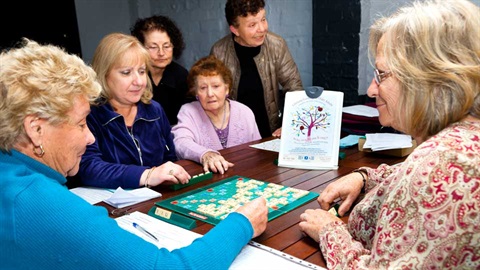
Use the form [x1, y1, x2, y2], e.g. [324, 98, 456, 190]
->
[104, 137, 405, 268]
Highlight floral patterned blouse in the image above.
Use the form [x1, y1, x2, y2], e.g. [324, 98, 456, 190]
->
[319, 121, 480, 269]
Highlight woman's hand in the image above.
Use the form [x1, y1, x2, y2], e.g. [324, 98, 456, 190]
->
[201, 151, 234, 174]
[272, 127, 282, 138]
[141, 161, 191, 187]
[299, 208, 340, 243]
[236, 197, 268, 238]
[317, 172, 365, 216]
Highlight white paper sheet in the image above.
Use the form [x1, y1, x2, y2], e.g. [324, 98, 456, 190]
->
[70, 186, 161, 208]
[104, 187, 161, 208]
[70, 187, 114, 204]
[116, 212, 325, 270]
[249, 138, 281, 152]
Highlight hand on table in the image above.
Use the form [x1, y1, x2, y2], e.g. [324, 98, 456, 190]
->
[236, 197, 268, 238]
[272, 127, 282, 138]
[142, 161, 191, 187]
[317, 172, 365, 217]
[299, 208, 341, 243]
[201, 151, 234, 174]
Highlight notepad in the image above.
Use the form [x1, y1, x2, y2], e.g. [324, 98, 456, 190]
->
[363, 133, 413, 151]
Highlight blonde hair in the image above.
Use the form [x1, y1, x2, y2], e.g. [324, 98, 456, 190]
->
[91, 33, 153, 104]
[0, 39, 101, 151]
[369, 0, 480, 141]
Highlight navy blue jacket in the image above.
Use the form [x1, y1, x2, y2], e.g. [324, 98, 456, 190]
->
[78, 101, 177, 188]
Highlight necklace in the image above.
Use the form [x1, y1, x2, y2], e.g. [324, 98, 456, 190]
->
[210, 103, 227, 130]
[210, 103, 229, 148]
[219, 104, 227, 130]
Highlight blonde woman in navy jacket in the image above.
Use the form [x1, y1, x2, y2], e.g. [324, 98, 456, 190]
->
[172, 55, 261, 174]
[78, 33, 191, 189]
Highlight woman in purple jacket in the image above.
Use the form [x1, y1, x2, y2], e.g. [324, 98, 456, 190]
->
[78, 33, 191, 189]
[172, 55, 261, 174]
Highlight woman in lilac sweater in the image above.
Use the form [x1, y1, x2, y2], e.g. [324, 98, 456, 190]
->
[172, 55, 261, 174]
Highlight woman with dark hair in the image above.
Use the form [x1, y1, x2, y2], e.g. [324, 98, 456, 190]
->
[131, 15, 191, 125]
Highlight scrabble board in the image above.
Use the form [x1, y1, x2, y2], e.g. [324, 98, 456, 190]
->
[156, 175, 319, 225]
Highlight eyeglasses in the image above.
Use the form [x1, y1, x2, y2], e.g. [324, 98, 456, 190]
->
[110, 207, 133, 217]
[146, 43, 174, 53]
[373, 68, 392, 85]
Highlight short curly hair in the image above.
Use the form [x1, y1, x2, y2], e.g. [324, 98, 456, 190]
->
[187, 55, 233, 96]
[130, 15, 185, 59]
[225, 0, 265, 27]
[0, 39, 101, 151]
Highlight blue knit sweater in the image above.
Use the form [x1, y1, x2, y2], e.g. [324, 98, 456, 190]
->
[0, 150, 253, 269]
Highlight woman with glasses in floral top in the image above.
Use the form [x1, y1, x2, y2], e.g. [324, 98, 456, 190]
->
[299, 0, 480, 268]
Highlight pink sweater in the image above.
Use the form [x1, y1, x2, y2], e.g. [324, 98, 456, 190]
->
[172, 100, 261, 163]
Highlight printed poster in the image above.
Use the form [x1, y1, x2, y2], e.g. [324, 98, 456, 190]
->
[278, 90, 344, 170]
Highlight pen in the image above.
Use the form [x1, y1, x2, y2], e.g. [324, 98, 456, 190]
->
[133, 222, 158, 242]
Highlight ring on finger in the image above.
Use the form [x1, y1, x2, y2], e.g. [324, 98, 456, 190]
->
[169, 169, 174, 175]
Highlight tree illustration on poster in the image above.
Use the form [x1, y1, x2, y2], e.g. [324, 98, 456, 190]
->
[291, 105, 331, 139]
[278, 90, 343, 170]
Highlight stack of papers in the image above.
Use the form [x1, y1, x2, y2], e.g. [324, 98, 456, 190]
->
[363, 133, 413, 151]
[342, 105, 379, 117]
[70, 187, 161, 208]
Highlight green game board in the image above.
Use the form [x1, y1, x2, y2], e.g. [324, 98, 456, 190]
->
[155, 175, 319, 225]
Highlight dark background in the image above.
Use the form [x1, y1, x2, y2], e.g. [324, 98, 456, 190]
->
[313, 0, 365, 105]
[1, 1, 81, 56]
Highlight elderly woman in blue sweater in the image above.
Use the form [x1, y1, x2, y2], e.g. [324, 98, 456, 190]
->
[0, 38, 267, 269]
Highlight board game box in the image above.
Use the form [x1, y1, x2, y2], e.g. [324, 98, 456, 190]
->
[155, 175, 319, 225]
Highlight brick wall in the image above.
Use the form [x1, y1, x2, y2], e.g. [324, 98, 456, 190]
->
[313, 0, 361, 106]
[142, 0, 313, 85]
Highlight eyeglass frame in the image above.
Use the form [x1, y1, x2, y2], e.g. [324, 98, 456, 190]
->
[110, 207, 133, 217]
[146, 43, 174, 53]
[373, 68, 392, 85]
